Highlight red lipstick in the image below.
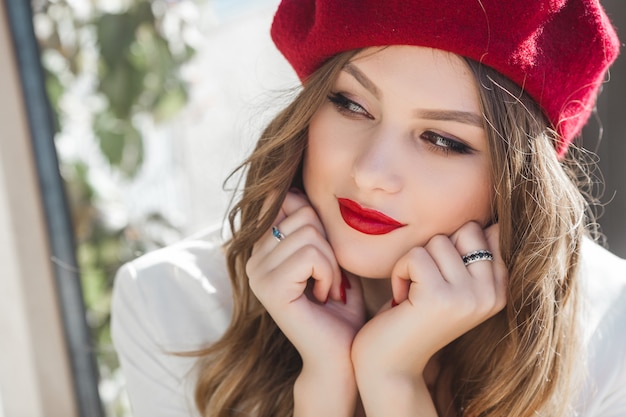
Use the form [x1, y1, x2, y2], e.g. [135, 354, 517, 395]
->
[338, 198, 405, 235]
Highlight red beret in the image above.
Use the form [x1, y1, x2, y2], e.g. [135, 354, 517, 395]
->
[271, 0, 620, 157]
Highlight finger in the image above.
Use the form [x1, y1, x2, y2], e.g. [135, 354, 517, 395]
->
[279, 191, 314, 221]
[248, 236, 336, 306]
[484, 224, 508, 312]
[262, 222, 339, 276]
[450, 221, 494, 281]
[254, 201, 327, 257]
[484, 223, 503, 267]
[272, 243, 336, 304]
[342, 271, 363, 306]
[273, 197, 341, 300]
[278, 203, 328, 239]
[390, 246, 442, 306]
[249, 199, 329, 264]
[256, 223, 341, 301]
[258, 190, 312, 233]
[423, 234, 468, 286]
[451, 222, 505, 316]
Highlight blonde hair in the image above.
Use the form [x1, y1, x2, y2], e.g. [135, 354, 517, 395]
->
[193, 51, 589, 417]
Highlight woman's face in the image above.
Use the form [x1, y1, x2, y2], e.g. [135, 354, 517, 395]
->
[302, 46, 493, 279]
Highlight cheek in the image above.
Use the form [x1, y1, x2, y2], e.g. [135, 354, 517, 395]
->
[420, 166, 493, 228]
[303, 111, 345, 191]
[302, 134, 325, 193]
[473, 183, 494, 224]
[467, 166, 494, 224]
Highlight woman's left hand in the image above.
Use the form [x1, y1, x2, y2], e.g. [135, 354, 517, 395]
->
[352, 222, 508, 389]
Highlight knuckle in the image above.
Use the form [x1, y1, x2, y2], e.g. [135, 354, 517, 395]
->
[407, 246, 429, 261]
[427, 234, 449, 250]
[461, 221, 483, 234]
[299, 223, 322, 241]
[455, 221, 485, 246]
[296, 205, 319, 223]
[485, 223, 500, 240]
[299, 243, 323, 261]
[300, 245, 332, 278]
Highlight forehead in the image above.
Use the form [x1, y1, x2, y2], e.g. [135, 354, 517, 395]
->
[343, 46, 481, 114]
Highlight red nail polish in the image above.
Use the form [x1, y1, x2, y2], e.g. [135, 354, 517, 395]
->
[340, 282, 347, 304]
[341, 271, 351, 289]
[391, 298, 398, 308]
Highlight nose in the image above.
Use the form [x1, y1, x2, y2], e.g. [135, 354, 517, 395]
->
[352, 130, 403, 194]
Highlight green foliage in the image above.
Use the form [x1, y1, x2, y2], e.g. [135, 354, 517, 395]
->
[34, 1, 200, 414]
[89, 1, 192, 176]
[94, 112, 144, 177]
[36, 0, 195, 176]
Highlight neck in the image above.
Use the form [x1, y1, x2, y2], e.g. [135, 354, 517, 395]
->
[359, 277, 393, 318]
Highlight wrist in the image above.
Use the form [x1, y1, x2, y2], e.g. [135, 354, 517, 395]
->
[294, 361, 358, 417]
[352, 331, 430, 382]
[355, 373, 438, 417]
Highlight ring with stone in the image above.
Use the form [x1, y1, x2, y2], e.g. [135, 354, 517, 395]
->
[272, 226, 286, 242]
[462, 249, 493, 266]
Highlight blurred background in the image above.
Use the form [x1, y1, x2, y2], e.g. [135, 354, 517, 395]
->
[31, 0, 292, 415]
[0, 0, 624, 416]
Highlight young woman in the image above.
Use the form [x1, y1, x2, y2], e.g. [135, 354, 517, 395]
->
[112, 1, 625, 416]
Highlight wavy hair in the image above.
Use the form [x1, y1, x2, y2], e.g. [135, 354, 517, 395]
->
[192, 51, 358, 417]
[436, 59, 586, 417]
[193, 50, 590, 417]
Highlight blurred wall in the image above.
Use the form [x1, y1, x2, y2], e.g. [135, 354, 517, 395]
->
[0, 3, 78, 415]
[584, 0, 626, 257]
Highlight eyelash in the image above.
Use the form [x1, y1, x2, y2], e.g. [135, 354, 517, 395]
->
[327, 92, 471, 155]
[328, 93, 373, 119]
[421, 131, 472, 155]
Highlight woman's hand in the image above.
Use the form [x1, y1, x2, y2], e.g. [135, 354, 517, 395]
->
[246, 190, 366, 416]
[351, 222, 508, 416]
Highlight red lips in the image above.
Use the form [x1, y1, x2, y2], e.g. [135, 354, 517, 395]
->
[337, 198, 405, 235]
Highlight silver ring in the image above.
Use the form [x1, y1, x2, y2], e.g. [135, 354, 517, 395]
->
[272, 226, 286, 242]
[462, 249, 493, 266]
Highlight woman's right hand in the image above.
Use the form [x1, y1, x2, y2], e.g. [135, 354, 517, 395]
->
[247, 191, 366, 416]
[246, 190, 366, 369]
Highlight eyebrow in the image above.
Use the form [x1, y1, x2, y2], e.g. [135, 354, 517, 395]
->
[343, 63, 381, 98]
[415, 109, 484, 128]
[342, 63, 484, 129]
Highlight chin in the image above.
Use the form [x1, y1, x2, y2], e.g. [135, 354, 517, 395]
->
[332, 242, 397, 279]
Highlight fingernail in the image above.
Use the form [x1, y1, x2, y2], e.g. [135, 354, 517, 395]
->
[391, 298, 398, 308]
[341, 271, 351, 289]
[340, 281, 347, 304]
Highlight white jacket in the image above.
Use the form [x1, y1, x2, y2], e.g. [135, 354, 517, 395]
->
[111, 227, 626, 417]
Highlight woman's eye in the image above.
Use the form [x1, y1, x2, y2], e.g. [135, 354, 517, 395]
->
[328, 93, 373, 119]
[421, 131, 471, 155]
